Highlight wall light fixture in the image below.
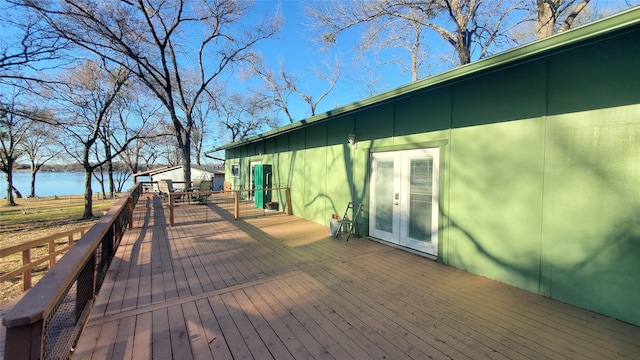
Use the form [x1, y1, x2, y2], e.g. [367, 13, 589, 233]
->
[348, 133, 357, 149]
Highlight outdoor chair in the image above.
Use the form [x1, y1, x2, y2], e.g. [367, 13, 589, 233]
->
[157, 179, 182, 202]
[185, 178, 202, 202]
[189, 178, 202, 192]
[194, 180, 212, 204]
[334, 202, 362, 242]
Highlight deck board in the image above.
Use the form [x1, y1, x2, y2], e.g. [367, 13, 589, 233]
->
[131, 312, 152, 359]
[72, 196, 640, 359]
[151, 308, 172, 360]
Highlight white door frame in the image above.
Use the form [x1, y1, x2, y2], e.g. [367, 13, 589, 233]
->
[369, 148, 440, 256]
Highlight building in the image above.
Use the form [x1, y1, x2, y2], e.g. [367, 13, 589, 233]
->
[133, 164, 225, 191]
[207, 8, 640, 326]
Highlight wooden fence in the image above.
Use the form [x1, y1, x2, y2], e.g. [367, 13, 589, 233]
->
[0, 226, 92, 291]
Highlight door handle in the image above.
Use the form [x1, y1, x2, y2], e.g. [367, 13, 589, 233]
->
[394, 193, 399, 205]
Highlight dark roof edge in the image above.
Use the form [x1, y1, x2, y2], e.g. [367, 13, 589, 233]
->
[207, 6, 640, 153]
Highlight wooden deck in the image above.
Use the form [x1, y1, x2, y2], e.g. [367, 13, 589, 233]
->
[72, 195, 640, 359]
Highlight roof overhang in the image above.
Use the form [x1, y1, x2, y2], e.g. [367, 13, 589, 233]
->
[133, 166, 171, 178]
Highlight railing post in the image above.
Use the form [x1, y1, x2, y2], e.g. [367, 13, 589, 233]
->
[22, 249, 32, 291]
[285, 188, 293, 215]
[127, 196, 134, 229]
[169, 194, 175, 227]
[4, 319, 43, 360]
[49, 239, 56, 269]
[234, 190, 240, 220]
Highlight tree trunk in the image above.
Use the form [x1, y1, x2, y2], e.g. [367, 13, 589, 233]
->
[29, 170, 37, 198]
[4, 162, 16, 206]
[105, 142, 115, 199]
[12, 185, 23, 198]
[536, 0, 556, 39]
[83, 169, 94, 218]
[29, 161, 42, 198]
[99, 170, 106, 199]
[178, 126, 192, 184]
[108, 160, 115, 199]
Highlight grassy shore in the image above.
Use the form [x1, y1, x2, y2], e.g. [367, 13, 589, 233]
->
[0, 195, 120, 304]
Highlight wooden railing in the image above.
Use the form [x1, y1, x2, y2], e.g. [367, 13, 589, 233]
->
[0, 226, 92, 291]
[2, 183, 142, 360]
[139, 180, 194, 194]
[166, 187, 292, 226]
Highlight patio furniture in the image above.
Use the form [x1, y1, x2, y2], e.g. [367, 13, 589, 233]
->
[157, 179, 182, 202]
[189, 178, 202, 191]
[334, 202, 362, 241]
[194, 180, 212, 204]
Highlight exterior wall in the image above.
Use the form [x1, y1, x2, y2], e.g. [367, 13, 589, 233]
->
[223, 24, 640, 325]
[150, 167, 217, 190]
[150, 168, 184, 190]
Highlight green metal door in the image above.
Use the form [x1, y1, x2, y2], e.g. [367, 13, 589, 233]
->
[254, 164, 264, 208]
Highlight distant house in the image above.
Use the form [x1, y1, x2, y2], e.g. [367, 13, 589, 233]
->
[207, 8, 640, 327]
[133, 165, 225, 191]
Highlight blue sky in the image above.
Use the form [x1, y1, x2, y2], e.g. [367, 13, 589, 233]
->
[232, 0, 638, 127]
[236, 1, 414, 123]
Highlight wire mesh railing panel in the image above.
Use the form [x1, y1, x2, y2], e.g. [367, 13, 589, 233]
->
[42, 258, 94, 360]
[168, 188, 290, 226]
[235, 187, 288, 219]
[170, 198, 225, 226]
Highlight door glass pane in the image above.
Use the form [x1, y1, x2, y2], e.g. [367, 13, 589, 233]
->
[408, 158, 433, 241]
[375, 160, 394, 232]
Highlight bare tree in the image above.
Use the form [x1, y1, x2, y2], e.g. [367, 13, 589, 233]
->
[17, 0, 282, 183]
[182, 77, 219, 166]
[21, 120, 60, 197]
[191, 97, 214, 166]
[306, 0, 524, 74]
[296, 61, 342, 118]
[245, 54, 342, 123]
[358, 9, 429, 82]
[96, 78, 165, 197]
[0, 90, 32, 205]
[118, 88, 168, 177]
[44, 60, 145, 218]
[535, 0, 590, 38]
[218, 92, 278, 143]
[120, 128, 172, 177]
[0, 1, 69, 86]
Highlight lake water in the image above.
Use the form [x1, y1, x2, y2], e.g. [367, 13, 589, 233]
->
[0, 172, 134, 198]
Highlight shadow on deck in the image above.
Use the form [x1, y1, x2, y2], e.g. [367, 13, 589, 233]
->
[72, 195, 640, 359]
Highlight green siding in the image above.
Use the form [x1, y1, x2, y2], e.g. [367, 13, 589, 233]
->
[547, 30, 640, 115]
[304, 150, 327, 223]
[219, 15, 640, 326]
[542, 105, 640, 323]
[357, 104, 394, 143]
[265, 138, 276, 155]
[448, 119, 544, 294]
[326, 144, 353, 214]
[275, 134, 289, 153]
[289, 149, 306, 217]
[452, 60, 547, 127]
[394, 87, 451, 135]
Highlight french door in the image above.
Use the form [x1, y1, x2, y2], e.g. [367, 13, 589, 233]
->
[249, 161, 261, 200]
[369, 148, 439, 256]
